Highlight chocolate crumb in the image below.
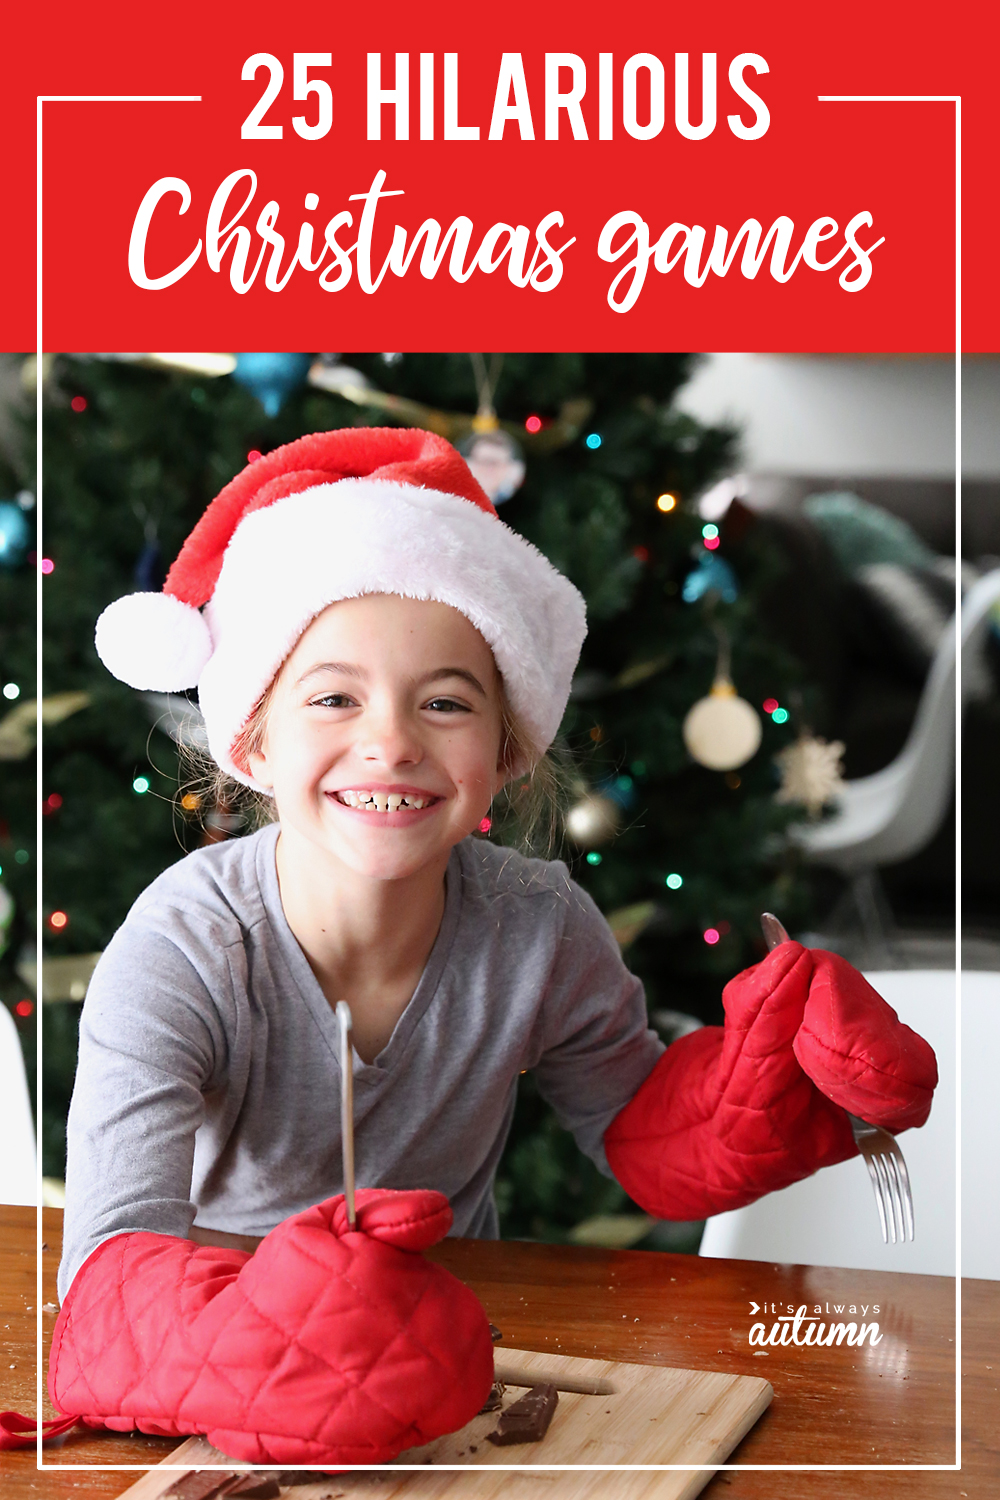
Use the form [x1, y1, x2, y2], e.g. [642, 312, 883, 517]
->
[489, 1322, 503, 1343]
[479, 1381, 505, 1413]
[486, 1383, 558, 1446]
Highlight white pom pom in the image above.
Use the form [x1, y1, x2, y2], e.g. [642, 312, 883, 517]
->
[95, 592, 213, 691]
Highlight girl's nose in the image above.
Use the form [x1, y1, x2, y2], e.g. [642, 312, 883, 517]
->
[357, 701, 423, 767]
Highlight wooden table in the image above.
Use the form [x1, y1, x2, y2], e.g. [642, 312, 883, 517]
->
[2, 1206, 996, 1498]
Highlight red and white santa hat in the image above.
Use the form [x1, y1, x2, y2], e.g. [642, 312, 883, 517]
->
[95, 426, 587, 788]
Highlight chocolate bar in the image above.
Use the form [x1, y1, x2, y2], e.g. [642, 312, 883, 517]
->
[163, 1474, 236, 1500]
[485, 1383, 558, 1446]
[224, 1477, 282, 1498]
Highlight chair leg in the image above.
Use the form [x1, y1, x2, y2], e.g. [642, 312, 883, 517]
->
[851, 869, 897, 967]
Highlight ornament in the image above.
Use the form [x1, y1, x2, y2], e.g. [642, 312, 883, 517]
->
[458, 428, 526, 505]
[232, 352, 312, 416]
[457, 353, 527, 505]
[564, 790, 622, 847]
[682, 551, 738, 604]
[683, 677, 762, 771]
[775, 732, 846, 816]
[596, 773, 637, 811]
[0, 501, 31, 568]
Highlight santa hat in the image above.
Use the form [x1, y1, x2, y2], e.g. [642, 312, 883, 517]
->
[95, 427, 587, 787]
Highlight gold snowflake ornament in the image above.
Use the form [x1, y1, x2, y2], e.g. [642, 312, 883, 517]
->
[774, 733, 846, 817]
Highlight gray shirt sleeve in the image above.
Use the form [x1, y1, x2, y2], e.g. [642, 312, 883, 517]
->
[58, 922, 228, 1302]
[529, 877, 664, 1174]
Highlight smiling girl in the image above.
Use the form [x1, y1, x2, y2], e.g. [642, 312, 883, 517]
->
[35, 427, 936, 1466]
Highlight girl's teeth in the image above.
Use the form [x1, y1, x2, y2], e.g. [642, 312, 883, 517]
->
[337, 790, 433, 810]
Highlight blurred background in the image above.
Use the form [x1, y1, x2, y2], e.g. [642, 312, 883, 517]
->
[1, 350, 996, 1262]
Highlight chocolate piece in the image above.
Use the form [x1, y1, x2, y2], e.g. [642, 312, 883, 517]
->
[478, 1380, 505, 1413]
[489, 1322, 503, 1343]
[485, 1383, 558, 1446]
[223, 1477, 282, 1498]
[164, 1474, 236, 1500]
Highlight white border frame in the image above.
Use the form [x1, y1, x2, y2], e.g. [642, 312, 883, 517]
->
[33, 90, 959, 1476]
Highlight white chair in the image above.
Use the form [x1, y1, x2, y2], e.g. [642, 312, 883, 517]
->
[0, 1003, 36, 1205]
[695, 972, 971, 1278]
[794, 569, 1000, 876]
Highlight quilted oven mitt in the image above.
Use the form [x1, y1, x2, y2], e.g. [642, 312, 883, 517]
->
[41, 1188, 494, 1465]
[604, 942, 938, 1221]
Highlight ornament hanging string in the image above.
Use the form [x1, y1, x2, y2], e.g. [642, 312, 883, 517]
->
[469, 353, 504, 432]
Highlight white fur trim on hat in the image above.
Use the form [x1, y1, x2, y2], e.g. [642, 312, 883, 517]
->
[196, 478, 587, 788]
[95, 591, 214, 692]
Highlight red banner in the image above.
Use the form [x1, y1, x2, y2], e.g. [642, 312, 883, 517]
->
[4, 1, 995, 351]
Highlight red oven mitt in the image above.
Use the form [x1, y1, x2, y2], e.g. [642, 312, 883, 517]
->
[604, 942, 937, 1220]
[45, 1188, 494, 1465]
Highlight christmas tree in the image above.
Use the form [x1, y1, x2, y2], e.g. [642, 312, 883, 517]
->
[24, 352, 817, 1245]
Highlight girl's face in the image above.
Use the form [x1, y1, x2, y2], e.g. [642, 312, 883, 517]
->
[247, 593, 507, 882]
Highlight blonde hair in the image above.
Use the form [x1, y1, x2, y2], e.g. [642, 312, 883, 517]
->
[181, 668, 569, 861]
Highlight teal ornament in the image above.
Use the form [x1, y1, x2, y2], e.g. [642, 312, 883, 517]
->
[682, 552, 739, 604]
[597, 773, 637, 811]
[0, 502, 30, 568]
[233, 353, 312, 417]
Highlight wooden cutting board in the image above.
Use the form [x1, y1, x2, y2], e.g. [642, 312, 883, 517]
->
[114, 1347, 772, 1500]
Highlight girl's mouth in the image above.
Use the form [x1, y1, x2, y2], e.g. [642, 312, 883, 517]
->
[329, 789, 441, 813]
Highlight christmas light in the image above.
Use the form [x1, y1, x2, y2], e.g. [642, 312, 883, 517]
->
[14, 850, 28, 864]
[772, 707, 790, 724]
[589, 725, 604, 742]
[71, 396, 87, 413]
[585, 433, 602, 449]
[656, 494, 677, 512]
[247, 449, 263, 463]
[2, 682, 19, 699]
[701, 523, 719, 540]
[762, 698, 779, 714]
[703, 535, 721, 551]
[44, 792, 63, 812]
[524, 415, 542, 433]
[40, 558, 55, 574]
[15, 1000, 32, 1018]
[703, 927, 720, 945]
[632, 545, 650, 562]
[181, 793, 201, 811]
[48, 910, 69, 931]
[725, 772, 742, 789]
[479, 816, 492, 833]
[132, 775, 150, 794]
[630, 760, 647, 776]
[665, 873, 683, 889]
[586, 851, 602, 865]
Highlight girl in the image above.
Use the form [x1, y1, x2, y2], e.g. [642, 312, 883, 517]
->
[39, 427, 936, 1465]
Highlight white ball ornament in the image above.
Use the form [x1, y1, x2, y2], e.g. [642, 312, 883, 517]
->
[682, 677, 762, 771]
[94, 592, 213, 692]
[564, 791, 622, 847]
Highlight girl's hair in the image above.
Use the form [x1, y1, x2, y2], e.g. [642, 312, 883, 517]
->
[180, 666, 569, 861]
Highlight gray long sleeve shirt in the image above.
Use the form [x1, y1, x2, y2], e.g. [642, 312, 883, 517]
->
[59, 824, 664, 1301]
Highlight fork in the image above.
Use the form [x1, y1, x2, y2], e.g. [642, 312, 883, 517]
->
[760, 913, 915, 1244]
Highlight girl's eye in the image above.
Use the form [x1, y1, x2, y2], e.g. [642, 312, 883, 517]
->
[312, 693, 356, 709]
[425, 697, 469, 713]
